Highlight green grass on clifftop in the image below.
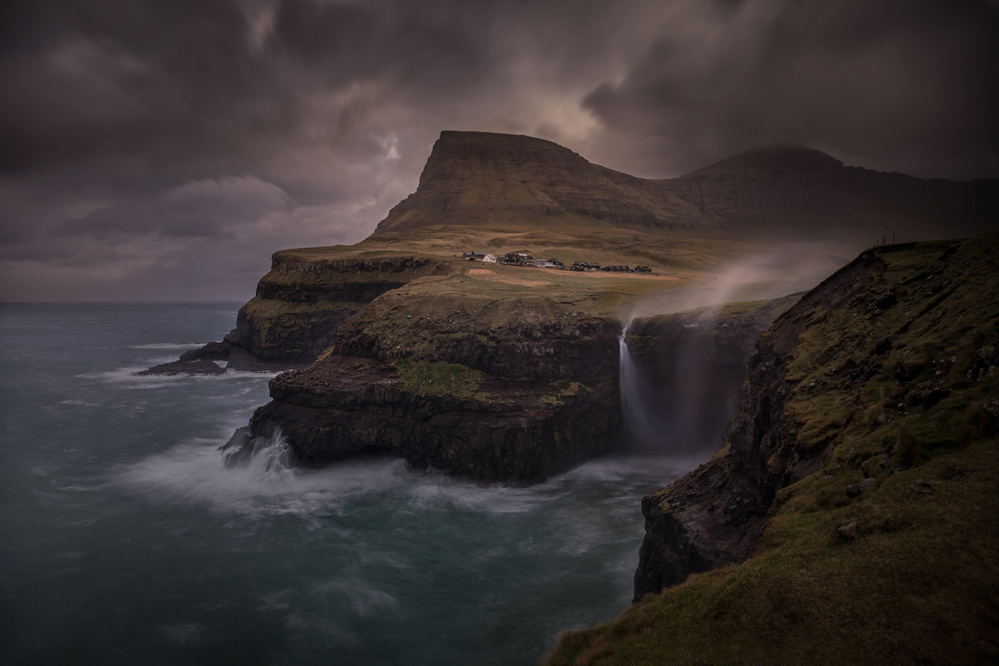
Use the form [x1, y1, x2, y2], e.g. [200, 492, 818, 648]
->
[547, 438, 999, 665]
[391, 357, 483, 400]
[545, 234, 999, 665]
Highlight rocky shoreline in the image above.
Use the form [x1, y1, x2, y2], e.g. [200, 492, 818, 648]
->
[145, 254, 794, 482]
[222, 300, 628, 482]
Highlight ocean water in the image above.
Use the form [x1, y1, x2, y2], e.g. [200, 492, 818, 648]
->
[0, 303, 693, 665]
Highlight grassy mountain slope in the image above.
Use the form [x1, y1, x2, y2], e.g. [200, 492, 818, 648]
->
[665, 146, 999, 243]
[375, 131, 999, 248]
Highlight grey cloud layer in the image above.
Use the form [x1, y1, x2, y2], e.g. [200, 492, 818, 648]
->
[1, 0, 996, 300]
[582, 0, 999, 178]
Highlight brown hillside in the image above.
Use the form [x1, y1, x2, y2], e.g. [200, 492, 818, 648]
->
[377, 130, 713, 235]
[374, 131, 999, 249]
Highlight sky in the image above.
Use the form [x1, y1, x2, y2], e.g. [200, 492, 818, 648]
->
[1, 0, 997, 302]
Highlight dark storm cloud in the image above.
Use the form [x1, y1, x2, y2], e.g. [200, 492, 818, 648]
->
[266, 0, 486, 89]
[57, 175, 292, 241]
[0, 0, 263, 173]
[1, 0, 996, 300]
[582, 0, 999, 178]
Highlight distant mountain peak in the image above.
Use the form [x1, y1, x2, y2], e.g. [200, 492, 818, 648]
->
[693, 145, 845, 174]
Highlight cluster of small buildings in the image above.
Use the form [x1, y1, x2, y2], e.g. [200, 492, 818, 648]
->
[600, 264, 652, 273]
[462, 251, 651, 273]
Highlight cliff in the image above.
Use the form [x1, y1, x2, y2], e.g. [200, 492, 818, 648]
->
[168, 252, 455, 370]
[225, 277, 796, 481]
[548, 233, 999, 664]
[227, 254, 452, 365]
[226, 290, 626, 482]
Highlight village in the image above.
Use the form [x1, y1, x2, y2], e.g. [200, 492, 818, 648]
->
[461, 251, 652, 273]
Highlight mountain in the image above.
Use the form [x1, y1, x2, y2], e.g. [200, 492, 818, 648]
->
[374, 131, 713, 236]
[667, 146, 999, 243]
[158, 131, 998, 482]
[178, 131, 997, 373]
[375, 131, 999, 246]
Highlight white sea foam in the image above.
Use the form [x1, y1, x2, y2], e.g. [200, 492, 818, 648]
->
[405, 473, 557, 514]
[78, 366, 168, 384]
[77, 365, 278, 388]
[113, 436, 408, 518]
[558, 453, 703, 486]
[310, 577, 400, 617]
[130, 342, 206, 350]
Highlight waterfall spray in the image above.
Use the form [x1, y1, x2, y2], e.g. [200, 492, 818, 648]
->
[222, 426, 298, 482]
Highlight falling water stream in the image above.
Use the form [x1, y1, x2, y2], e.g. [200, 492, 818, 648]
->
[618, 326, 660, 448]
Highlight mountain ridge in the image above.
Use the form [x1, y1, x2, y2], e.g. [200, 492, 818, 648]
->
[378, 130, 710, 236]
[375, 130, 999, 247]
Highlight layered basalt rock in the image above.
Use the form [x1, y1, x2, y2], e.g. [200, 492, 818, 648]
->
[226, 286, 802, 482]
[173, 254, 453, 371]
[231, 354, 620, 482]
[226, 303, 625, 483]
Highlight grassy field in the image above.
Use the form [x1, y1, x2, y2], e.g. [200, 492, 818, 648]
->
[269, 224, 853, 323]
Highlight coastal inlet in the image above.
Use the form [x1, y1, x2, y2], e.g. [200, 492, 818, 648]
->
[2, 302, 699, 666]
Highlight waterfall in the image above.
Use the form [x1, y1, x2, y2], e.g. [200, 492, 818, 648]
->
[618, 326, 662, 450]
[618, 320, 740, 458]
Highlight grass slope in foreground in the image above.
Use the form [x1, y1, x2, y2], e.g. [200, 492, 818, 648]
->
[546, 234, 999, 665]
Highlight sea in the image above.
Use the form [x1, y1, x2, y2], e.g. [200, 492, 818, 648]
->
[0, 303, 697, 665]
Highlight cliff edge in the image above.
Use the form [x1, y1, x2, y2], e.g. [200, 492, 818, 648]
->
[548, 233, 999, 664]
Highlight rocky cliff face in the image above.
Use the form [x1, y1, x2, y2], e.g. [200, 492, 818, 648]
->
[632, 233, 999, 601]
[226, 280, 797, 482]
[177, 253, 453, 370]
[227, 294, 626, 482]
[235, 354, 619, 482]
[230, 254, 449, 363]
